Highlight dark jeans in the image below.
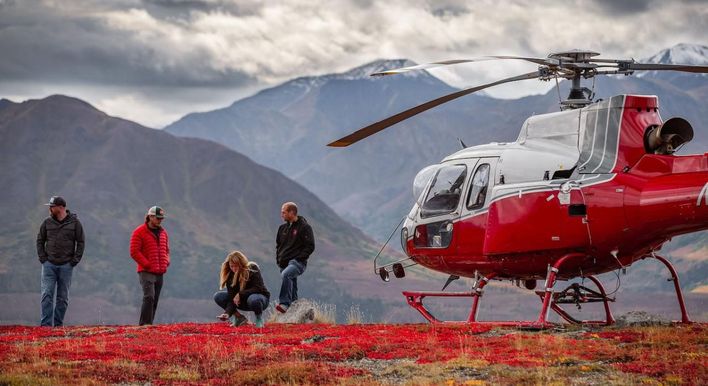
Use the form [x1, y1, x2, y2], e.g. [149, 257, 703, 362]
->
[138, 272, 163, 325]
[40, 261, 74, 327]
[279, 259, 306, 306]
[213, 290, 268, 316]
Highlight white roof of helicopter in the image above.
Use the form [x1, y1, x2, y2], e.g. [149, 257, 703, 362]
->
[443, 108, 581, 183]
[444, 108, 582, 161]
[441, 95, 628, 184]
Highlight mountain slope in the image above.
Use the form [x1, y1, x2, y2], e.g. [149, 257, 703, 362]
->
[0, 95, 428, 324]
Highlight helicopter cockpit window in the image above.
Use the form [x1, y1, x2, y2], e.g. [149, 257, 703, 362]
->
[420, 164, 467, 218]
[467, 163, 490, 210]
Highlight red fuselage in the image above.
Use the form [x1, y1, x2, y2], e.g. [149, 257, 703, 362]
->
[404, 95, 708, 280]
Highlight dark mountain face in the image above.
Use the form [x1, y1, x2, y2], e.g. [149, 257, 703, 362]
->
[0, 95, 429, 324]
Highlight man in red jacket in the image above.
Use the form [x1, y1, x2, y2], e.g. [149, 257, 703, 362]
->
[129, 206, 170, 325]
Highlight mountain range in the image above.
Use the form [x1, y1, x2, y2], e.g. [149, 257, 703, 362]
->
[164, 43, 707, 295]
[1, 43, 706, 325]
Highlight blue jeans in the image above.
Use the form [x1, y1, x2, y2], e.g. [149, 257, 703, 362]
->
[213, 290, 269, 316]
[40, 261, 74, 327]
[279, 259, 306, 306]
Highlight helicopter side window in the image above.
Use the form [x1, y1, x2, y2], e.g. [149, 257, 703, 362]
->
[466, 163, 490, 210]
[420, 164, 467, 218]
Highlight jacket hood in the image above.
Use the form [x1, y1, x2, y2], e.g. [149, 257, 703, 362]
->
[247, 261, 260, 271]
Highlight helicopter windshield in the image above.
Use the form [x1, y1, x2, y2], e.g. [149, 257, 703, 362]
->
[420, 164, 467, 218]
[413, 164, 441, 205]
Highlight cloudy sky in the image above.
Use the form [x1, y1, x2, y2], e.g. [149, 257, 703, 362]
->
[1, 0, 706, 127]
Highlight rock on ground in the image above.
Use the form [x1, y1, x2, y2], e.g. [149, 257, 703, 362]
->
[615, 310, 670, 327]
[269, 299, 317, 324]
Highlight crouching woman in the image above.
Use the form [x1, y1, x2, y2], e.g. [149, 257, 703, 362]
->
[214, 251, 270, 328]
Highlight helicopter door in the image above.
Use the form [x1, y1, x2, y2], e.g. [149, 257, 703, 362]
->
[456, 158, 496, 256]
[484, 175, 591, 255]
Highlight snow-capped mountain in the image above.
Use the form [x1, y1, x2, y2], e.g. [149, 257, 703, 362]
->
[637, 43, 708, 79]
[642, 43, 708, 65]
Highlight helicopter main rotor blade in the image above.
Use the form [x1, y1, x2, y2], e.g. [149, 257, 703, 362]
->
[328, 71, 540, 147]
[371, 56, 553, 76]
[625, 63, 708, 73]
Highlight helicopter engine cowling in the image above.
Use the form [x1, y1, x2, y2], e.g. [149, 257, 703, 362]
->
[623, 153, 708, 254]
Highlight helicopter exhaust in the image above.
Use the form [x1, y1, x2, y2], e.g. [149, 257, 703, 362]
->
[644, 117, 694, 155]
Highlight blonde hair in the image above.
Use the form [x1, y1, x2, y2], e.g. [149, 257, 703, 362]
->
[219, 251, 251, 291]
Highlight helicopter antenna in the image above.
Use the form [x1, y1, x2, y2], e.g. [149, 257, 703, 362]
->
[458, 138, 468, 149]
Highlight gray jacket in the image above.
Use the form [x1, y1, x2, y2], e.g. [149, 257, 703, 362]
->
[36, 211, 85, 266]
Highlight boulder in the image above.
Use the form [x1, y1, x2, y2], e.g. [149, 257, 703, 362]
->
[269, 299, 323, 324]
[615, 311, 670, 327]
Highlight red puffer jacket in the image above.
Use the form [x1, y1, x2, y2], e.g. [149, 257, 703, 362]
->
[129, 223, 170, 274]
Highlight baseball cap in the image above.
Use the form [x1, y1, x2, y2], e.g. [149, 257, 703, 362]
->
[147, 206, 165, 219]
[45, 196, 67, 207]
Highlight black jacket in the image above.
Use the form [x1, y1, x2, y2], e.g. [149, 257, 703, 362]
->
[36, 211, 85, 266]
[225, 263, 270, 316]
[276, 216, 315, 269]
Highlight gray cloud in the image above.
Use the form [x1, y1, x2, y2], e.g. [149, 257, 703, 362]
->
[591, 0, 657, 15]
[0, 1, 256, 88]
[1, 0, 706, 127]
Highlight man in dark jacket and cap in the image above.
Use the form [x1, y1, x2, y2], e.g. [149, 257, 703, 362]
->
[275, 202, 315, 313]
[36, 196, 85, 327]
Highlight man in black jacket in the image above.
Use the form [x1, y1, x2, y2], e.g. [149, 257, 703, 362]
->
[275, 202, 315, 313]
[36, 196, 85, 326]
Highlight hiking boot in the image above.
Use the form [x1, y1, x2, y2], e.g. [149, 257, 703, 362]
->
[255, 314, 265, 328]
[229, 314, 248, 327]
[276, 304, 289, 313]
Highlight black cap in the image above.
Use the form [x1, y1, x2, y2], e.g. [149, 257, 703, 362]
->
[45, 196, 67, 207]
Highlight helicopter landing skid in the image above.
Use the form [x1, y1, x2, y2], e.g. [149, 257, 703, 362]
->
[402, 270, 563, 327]
[402, 290, 478, 324]
[403, 254, 614, 328]
[401, 290, 558, 328]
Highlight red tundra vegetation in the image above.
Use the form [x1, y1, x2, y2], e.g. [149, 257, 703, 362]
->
[0, 322, 705, 385]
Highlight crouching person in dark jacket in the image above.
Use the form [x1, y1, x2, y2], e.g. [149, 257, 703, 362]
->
[36, 196, 85, 327]
[214, 251, 270, 328]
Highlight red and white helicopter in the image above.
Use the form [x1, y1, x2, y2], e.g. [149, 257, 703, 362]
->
[328, 50, 708, 327]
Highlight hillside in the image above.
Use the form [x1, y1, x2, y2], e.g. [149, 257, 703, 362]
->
[0, 322, 705, 385]
[0, 95, 428, 324]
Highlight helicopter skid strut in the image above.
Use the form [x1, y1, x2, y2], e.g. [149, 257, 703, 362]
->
[642, 253, 692, 324]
